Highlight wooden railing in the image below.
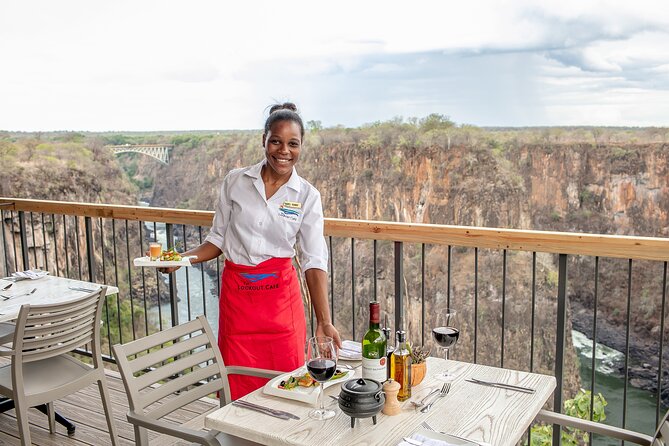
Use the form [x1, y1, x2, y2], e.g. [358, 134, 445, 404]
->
[1, 197, 668, 444]
[4, 198, 668, 260]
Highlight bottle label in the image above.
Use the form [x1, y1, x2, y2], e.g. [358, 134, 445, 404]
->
[362, 357, 387, 382]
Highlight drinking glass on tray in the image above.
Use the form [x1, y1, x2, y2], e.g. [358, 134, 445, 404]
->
[432, 308, 459, 381]
[306, 336, 337, 420]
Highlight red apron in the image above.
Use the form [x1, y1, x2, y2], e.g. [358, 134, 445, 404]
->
[218, 257, 306, 400]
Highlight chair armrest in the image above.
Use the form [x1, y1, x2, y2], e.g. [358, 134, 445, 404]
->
[127, 410, 218, 445]
[536, 410, 653, 445]
[226, 365, 283, 379]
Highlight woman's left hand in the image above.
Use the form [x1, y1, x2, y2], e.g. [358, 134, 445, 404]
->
[317, 322, 342, 349]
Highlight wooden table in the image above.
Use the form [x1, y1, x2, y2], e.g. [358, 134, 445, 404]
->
[205, 357, 556, 446]
[0, 274, 119, 322]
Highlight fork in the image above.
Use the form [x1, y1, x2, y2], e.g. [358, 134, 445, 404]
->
[420, 382, 450, 413]
[1, 287, 36, 300]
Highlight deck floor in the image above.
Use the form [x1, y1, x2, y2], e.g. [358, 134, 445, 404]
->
[0, 359, 218, 446]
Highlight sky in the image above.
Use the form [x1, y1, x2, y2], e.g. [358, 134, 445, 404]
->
[1, 1, 668, 131]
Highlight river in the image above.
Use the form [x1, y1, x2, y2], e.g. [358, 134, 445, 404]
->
[572, 329, 660, 443]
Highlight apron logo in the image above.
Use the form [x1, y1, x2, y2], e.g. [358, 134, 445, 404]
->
[239, 272, 279, 283]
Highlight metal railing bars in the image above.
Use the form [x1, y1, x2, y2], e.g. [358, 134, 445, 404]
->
[63, 215, 70, 278]
[590, 257, 599, 437]
[351, 237, 356, 341]
[18, 211, 29, 271]
[74, 215, 82, 280]
[198, 227, 207, 318]
[29, 212, 37, 268]
[394, 241, 404, 333]
[52, 213, 60, 278]
[183, 224, 193, 323]
[553, 253, 568, 446]
[100, 217, 113, 355]
[623, 259, 633, 436]
[124, 219, 136, 340]
[421, 243, 426, 346]
[329, 236, 334, 325]
[111, 219, 122, 344]
[474, 247, 478, 364]
[658, 262, 668, 426]
[167, 223, 178, 328]
[41, 213, 49, 273]
[139, 222, 149, 338]
[501, 249, 507, 368]
[1, 210, 9, 277]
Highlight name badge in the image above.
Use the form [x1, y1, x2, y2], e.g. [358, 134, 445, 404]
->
[282, 201, 302, 209]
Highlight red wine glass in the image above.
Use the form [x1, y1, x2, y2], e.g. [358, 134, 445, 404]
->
[432, 309, 458, 381]
[306, 336, 337, 420]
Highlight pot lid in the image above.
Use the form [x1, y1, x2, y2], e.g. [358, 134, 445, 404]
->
[342, 377, 382, 395]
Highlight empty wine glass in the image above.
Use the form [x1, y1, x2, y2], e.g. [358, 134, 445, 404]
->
[306, 336, 337, 420]
[432, 308, 459, 381]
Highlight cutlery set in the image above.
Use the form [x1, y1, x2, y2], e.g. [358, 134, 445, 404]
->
[465, 377, 535, 394]
[1, 287, 36, 300]
[420, 382, 450, 413]
[232, 400, 300, 420]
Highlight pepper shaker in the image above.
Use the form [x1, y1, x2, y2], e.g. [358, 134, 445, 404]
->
[382, 379, 401, 416]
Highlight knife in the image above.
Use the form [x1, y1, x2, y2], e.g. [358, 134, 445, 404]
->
[466, 378, 535, 394]
[232, 400, 300, 420]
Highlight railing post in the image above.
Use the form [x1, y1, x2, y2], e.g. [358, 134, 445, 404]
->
[85, 216, 95, 282]
[552, 253, 568, 446]
[18, 211, 30, 271]
[166, 223, 179, 327]
[394, 241, 404, 332]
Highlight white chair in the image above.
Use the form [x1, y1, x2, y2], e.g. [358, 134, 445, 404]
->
[537, 409, 668, 445]
[0, 287, 119, 446]
[113, 314, 282, 446]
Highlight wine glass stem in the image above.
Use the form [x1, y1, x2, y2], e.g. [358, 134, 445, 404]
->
[443, 347, 449, 361]
[318, 383, 324, 412]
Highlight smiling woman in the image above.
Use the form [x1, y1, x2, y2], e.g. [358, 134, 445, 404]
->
[154, 102, 342, 400]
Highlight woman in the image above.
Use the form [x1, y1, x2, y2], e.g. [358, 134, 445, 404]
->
[164, 103, 341, 400]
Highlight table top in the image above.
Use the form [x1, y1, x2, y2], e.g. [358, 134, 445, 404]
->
[205, 357, 556, 446]
[0, 274, 119, 322]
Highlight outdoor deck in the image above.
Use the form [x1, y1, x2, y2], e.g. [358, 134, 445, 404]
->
[0, 359, 217, 446]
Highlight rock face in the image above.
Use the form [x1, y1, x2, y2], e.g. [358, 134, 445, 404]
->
[4, 129, 668, 404]
[145, 132, 668, 402]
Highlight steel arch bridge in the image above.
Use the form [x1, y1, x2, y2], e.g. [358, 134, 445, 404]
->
[107, 144, 173, 164]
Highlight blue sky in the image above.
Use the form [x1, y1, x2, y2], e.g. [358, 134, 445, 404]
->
[1, 1, 668, 131]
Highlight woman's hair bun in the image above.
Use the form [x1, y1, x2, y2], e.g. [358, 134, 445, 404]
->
[269, 102, 298, 114]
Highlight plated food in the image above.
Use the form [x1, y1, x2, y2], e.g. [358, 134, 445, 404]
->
[278, 369, 349, 390]
[133, 252, 196, 268]
[264, 366, 355, 404]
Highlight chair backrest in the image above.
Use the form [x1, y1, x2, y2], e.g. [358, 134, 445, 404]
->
[12, 286, 106, 365]
[653, 409, 669, 445]
[113, 315, 230, 421]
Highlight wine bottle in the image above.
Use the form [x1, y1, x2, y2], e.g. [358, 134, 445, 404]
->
[390, 330, 412, 401]
[361, 301, 387, 382]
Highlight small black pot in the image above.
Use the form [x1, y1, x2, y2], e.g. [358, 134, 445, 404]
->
[338, 378, 385, 428]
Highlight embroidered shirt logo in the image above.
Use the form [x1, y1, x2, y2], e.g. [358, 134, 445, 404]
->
[239, 272, 279, 283]
[279, 201, 302, 222]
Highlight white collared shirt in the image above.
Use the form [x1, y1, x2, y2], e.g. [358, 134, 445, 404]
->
[205, 160, 328, 272]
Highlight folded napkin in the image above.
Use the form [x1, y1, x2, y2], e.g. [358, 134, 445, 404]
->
[339, 340, 362, 359]
[398, 434, 456, 446]
[12, 270, 48, 280]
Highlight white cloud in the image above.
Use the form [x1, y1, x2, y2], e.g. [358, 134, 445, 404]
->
[1, 0, 668, 130]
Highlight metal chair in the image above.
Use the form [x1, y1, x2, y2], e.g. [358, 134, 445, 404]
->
[0, 287, 119, 446]
[537, 409, 669, 445]
[113, 314, 281, 446]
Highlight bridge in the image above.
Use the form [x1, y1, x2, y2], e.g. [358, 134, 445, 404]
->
[107, 144, 174, 164]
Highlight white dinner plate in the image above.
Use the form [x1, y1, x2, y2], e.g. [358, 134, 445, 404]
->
[133, 256, 195, 268]
[263, 365, 355, 405]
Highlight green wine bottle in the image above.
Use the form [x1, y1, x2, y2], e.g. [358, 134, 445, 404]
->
[362, 301, 387, 382]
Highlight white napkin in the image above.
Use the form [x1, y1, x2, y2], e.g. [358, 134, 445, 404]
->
[398, 434, 456, 446]
[12, 270, 48, 280]
[339, 340, 362, 359]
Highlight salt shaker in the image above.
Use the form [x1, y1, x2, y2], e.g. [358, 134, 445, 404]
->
[382, 379, 401, 416]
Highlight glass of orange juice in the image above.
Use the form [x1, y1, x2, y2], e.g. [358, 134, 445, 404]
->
[149, 242, 162, 261]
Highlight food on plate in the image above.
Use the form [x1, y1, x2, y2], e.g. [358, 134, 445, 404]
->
[278, 369, 348, 390]
[159, 248, 182, 262]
